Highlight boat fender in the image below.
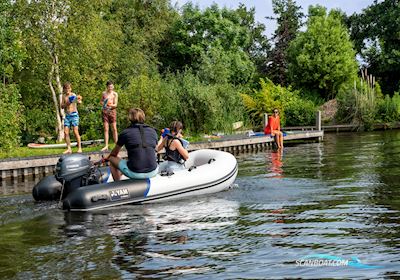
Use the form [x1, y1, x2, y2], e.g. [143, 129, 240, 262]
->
[208, 158, 216, 164]
[188, 166, 197, 172]
[91, 194, 108, 202]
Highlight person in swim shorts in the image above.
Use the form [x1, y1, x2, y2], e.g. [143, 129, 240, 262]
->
[100, 80, 118, 151]
[61, 82, 82, 154]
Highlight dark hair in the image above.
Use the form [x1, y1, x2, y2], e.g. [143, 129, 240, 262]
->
[106, 80, 113, 87]
[128, 108, 145, 123]
[63, 82, 71, 94]
[170, 121, 183, 134]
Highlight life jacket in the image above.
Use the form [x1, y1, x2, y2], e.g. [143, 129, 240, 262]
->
[121, 123, 158, 173]
[163, 134, 185, 164]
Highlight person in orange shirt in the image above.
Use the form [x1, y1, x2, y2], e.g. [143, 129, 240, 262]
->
[264, 108, 284, 149]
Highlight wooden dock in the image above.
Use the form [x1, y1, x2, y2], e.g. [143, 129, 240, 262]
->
[0, 130, 323, 181]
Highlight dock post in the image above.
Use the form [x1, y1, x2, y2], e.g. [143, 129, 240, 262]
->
[263, 113, 268, 130]
[316, 110, 322, 141]
[316, 110, 322, 131]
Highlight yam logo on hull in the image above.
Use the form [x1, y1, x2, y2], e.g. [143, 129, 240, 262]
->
[109, 188, 129, 201]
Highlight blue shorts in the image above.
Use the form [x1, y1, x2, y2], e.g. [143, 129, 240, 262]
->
[118, 159, 158, 179]
[64, 112, 79, 128]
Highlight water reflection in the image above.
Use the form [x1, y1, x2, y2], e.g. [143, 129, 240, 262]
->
[268, 149, 283, 178]
[58, 198, 240, 278]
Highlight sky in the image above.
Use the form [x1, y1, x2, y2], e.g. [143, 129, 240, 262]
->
[174, 0, 374, 37]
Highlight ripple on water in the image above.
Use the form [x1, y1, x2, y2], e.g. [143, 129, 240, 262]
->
[1, 131, 400, 278]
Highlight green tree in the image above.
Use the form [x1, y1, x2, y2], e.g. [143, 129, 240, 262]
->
[288, 5, 358, 99]
[266, 0, 304, 86]
[348, 0, 400, 95]
[158, 3, 267, 85]
[108, 0, 174, 87]
[15, 0, 118, 141]
[0, 85, 25, 150]
[0, 0, 26, 150]
[0, 0, 25, 84]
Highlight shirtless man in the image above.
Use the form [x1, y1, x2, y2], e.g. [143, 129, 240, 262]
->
[61, 82, 82, 154]
[101, 80, 118, 151]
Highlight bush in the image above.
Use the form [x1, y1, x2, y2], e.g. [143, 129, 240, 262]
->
[241, 78, 317, 128]
[0, 84, 25, 150]
[377, 92, 400, 123]
[337, 78, 378, 130]
[159, 71, 245, 134]
[285, 98, 316, 126]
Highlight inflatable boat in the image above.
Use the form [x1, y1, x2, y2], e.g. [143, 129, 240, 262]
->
[32, 149, 238, 211]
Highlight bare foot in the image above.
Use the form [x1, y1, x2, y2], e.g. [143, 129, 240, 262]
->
[101, 146, 109, 152]
[77, 148, 82, 153]
[63, 149, 72, 154]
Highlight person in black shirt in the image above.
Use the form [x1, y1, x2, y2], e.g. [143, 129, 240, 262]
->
[106, 108, 158, 181]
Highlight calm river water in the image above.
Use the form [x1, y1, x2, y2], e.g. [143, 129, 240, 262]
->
[1, 131, 400, 279]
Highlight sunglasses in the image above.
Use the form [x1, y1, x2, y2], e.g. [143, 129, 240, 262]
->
[274, 111, 279, 114]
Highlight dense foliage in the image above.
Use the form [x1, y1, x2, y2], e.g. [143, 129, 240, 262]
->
[242, 78, 317, 128]
[348, 0, 400, 95]
[288, 6, 358, 100]
[1, 0, 400, 151]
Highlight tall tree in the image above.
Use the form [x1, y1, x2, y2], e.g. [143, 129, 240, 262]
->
[288, 5, 358, 99]
[266, 0, 304, 86]
[0, 0, 25, 150]
[15, 0, 116, 141]
[158, 3, 268, 85]
[348, 0, 400, 94]
[108, 0, 174, 87]
[0, 0, 25, 84]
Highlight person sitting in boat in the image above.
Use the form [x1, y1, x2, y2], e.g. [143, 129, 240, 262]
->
[105, 108, 158, 181]
[264, 108, 284, 149]
[156, 121, 189, 172]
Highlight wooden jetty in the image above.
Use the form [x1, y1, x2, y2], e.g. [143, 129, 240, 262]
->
[0, 112, 324, 181]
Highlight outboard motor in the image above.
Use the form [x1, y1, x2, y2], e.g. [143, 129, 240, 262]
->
[55, 154, 100, 198]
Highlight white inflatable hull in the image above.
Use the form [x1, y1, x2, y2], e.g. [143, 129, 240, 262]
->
[61, 149, 238, 211]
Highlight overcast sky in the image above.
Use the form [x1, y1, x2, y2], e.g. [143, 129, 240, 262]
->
[174, 0, 374, 37]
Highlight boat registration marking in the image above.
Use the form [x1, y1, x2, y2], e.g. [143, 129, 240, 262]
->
[109, 188, 129, 201]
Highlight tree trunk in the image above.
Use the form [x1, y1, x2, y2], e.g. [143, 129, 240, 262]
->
[53, 53, 64, 119]
[48, 57, 64, 142]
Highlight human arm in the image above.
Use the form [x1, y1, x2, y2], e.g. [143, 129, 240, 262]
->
[105, 144, 122, 160]
[156, 137, 166, 152]
[61, 95, 69, 109]
[277, 116, 281, 131]
[111, 92, 118, 109]
[173, 139, 189, 160]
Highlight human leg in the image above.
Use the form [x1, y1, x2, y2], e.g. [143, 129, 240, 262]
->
[73, 126, 82, 153]
[109, 156, 122, 181]
[63, 126, 72, 154]
[102, 121, 109, 151]
[111, 121, 118, 146]
[276, 131, 284, 148]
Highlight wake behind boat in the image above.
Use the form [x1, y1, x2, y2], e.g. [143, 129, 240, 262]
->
[32, 149, 238, 211]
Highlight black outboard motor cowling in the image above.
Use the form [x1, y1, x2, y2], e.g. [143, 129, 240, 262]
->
[55, 154, 93, 197]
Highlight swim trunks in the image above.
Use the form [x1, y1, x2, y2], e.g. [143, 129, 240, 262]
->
[102, 109, 117, 124]
[64, 112, 79, 127]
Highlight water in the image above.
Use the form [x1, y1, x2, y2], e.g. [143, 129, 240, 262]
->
[1, 131, 400, 279]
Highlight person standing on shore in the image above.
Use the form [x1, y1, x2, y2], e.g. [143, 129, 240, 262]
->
[101, 80, 118, 152]
[61, 82, 82, 154]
